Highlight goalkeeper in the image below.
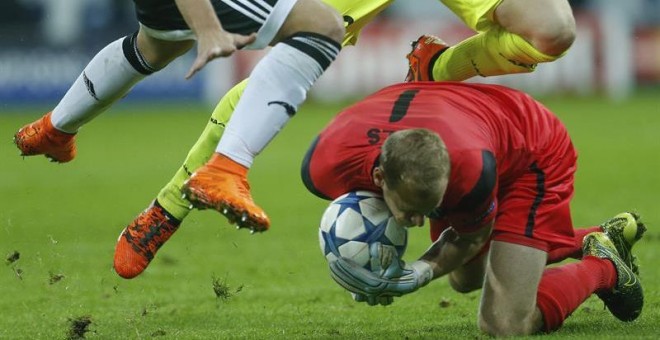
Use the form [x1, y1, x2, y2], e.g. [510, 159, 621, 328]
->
[302, 81, 646, 336]
[112, 0, 576, 279]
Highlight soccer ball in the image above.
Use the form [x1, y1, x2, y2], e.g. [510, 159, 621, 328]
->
[318, 191, 407, 271]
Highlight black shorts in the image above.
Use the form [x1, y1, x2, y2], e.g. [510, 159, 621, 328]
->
[133, 0, 279, 34]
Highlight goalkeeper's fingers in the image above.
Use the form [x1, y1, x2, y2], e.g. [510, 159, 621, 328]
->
[378, 296, 394, 306]
[369, 242, 397, 275]
[351, 292, 393, 306]
[351, 292, 366, 302]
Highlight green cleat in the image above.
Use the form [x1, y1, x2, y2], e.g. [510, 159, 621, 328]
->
[583, 232, 643, 322]
[600, 212, 647, 275]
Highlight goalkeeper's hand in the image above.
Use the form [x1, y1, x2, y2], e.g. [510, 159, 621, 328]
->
[343, 243, 399, 306]
[329, 246, 434, 298]
[351, 292, 393, 306]
[368, 242, 400, 277]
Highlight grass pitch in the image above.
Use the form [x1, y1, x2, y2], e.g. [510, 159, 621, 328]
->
[1, 93, 659, 339]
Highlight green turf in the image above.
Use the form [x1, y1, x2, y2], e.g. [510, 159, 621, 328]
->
[1, 93, 658, 339]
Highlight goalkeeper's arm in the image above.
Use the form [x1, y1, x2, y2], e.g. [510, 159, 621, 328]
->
[420, 220, 494, 278]
[329, 221, 493, 298]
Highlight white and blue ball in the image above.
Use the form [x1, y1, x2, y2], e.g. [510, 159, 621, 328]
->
[319, 191, 407, 271]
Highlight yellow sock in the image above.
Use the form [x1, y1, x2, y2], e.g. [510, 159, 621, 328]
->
[156, 79, 249, 220]
[432, 26, 560, 81]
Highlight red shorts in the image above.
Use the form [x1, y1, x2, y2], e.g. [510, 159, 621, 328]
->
[430, 130, 577, 253]
[493, 132, 577, 252]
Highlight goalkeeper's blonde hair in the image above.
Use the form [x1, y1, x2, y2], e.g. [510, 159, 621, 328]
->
[379, 129, 449, 204]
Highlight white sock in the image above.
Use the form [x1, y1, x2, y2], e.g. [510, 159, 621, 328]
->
[216, 33, 341, 168]
[51, 33, 155, 133]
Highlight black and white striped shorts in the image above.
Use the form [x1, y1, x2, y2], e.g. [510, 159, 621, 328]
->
[133, 0, 298, 49]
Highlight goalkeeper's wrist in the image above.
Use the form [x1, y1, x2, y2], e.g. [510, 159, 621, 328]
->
[410, 260, 434, 288]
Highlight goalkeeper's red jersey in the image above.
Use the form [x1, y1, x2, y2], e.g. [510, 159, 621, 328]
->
[302, 82, 577, 249]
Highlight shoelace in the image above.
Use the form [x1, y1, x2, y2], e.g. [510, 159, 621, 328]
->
[129, 210, 172, 255]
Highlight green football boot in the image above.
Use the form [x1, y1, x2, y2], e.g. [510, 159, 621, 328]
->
[600, 212, 647, 275]
[583, 232, 643, 321]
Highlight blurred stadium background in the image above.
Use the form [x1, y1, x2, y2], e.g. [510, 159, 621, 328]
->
[1, 0, 659, 106]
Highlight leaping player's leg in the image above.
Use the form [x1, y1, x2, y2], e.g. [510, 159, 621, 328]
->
[113, 80, 248, 279]
[14, 27, 192, 162]
[114, 0, 392, 279]
[406, 0, 575, 81]
[182, 0, 344, 232]
[430, 25, 558, 81]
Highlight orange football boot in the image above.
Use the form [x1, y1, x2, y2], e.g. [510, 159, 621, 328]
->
[13, 112, 77, 163]
[182, 153, 270, 232]
[114, 201, 181, 279]
[405, 35, 450, 82]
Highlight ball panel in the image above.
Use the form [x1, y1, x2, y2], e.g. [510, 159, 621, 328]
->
[320, 203, 341, 233]
[335, 208, 366, 240]
[338, 241, 370, 267]
[384, 218, 407, 247]
[318, 229, 327, 255]
[359, 197, 390, 225]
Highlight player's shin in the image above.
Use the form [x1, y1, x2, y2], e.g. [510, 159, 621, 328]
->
[51, 33, 154, 133]
[215, 33, 341, 167]
[182, 33, 341, 231]
[157, 84, 241, 221]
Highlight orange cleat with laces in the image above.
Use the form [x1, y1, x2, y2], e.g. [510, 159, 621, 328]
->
[405, 35, 449, 82]
[182, 153, 270, 232]
[13, 112, 77, 163]
[113, 201, 181, 279]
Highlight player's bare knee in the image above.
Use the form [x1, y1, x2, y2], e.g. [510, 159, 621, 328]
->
[477, 314, 495, 336]
[479, 304, 541, 336]
[318, 10, 345, 43]
[479, 315, 510, 337]
[448, 275, 481, 293]
[478, 312, 535, 336]
[306, 2, 344, 43]
[496, 0, 576, 56]
[275, 0, 345, 44]
[527, 19, 576, 56]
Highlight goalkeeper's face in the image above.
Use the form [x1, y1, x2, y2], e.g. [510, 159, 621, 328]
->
[374, 167, 443, 227]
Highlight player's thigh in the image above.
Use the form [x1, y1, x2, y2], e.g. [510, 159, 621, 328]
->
[273, 0, 344, 44]
[478, 240, 546, 336]
[135, 0, 301, 51]
[440, 0, 503, 32]
[448, 249, 487, 293]
[134, 0, 275, 35]
[496, 150, 576, 252]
